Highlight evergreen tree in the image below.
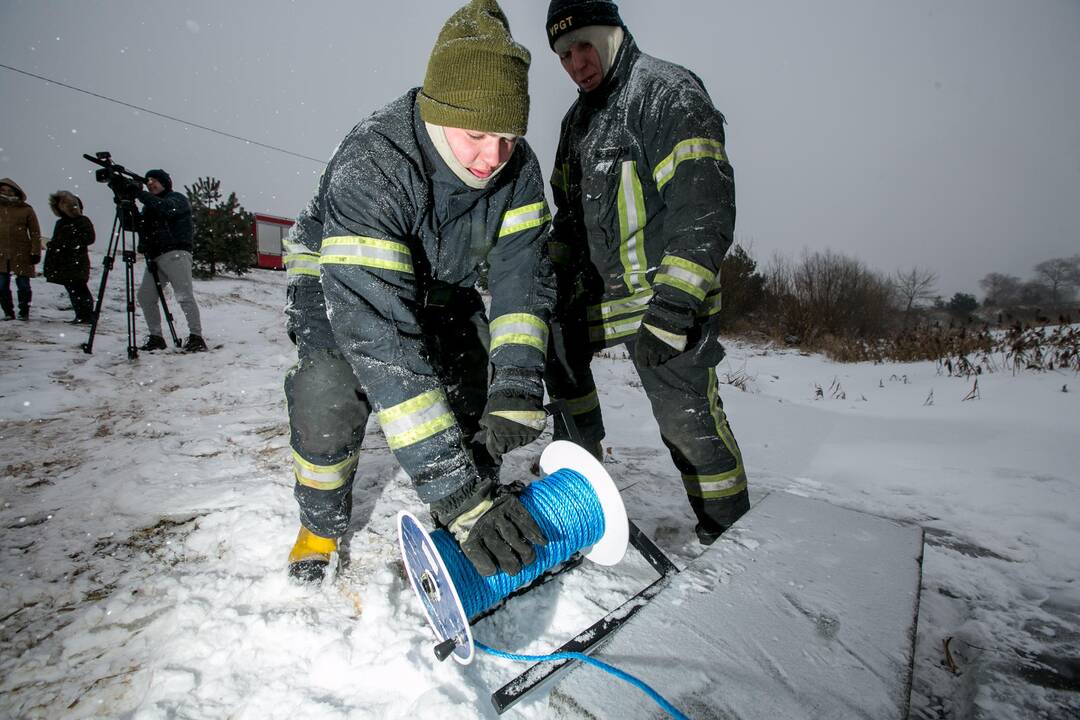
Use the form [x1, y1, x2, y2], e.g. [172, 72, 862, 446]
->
[716, 243, 766, 330]
[185, 177, 255, 278]
[946, 292, 978, 317]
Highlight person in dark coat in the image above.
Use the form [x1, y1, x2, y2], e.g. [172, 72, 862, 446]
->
[110, 168, 206, 352]
[542, 0, 749, 545]
[44, 191, 96, 323]
[0, 178, 42, 320]
[282, 0, 555, 584]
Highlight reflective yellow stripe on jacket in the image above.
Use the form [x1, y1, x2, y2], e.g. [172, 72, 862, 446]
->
[653, 137, 727, 191]
[498, 202, 551, 238]
[320, 236, 413, 273]
[655, 256, 715, 302]
[377, 389, 455, 451]
[587, 288, 653, 345]
[284, 239, 320, 278]
[490, 313, 548, 353]
[617, 161, 650, 295]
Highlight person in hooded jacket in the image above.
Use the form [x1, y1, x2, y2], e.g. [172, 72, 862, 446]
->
[542, 0, 750, 545]
[282, 0, 555, 584]
[0, 178, 43, 320]
[44, 191, 96, 324]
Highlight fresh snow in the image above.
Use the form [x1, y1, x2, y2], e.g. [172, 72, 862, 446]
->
[1, 268, 1078, 719]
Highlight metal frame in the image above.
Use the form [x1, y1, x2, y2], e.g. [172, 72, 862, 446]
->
[486, 402, 680, 714]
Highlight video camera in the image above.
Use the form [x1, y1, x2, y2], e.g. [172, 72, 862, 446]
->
[84, 151, 146, 196]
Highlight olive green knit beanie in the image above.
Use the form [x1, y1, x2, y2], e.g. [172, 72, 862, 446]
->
[418, 0, 531, 135]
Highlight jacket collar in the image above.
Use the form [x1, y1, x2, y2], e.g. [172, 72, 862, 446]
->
[579, 30, 639, 107]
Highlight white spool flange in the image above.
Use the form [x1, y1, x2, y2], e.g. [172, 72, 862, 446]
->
[538, 440, 629, 566]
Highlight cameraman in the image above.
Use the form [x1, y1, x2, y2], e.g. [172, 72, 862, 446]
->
[113, 169, 206, 352]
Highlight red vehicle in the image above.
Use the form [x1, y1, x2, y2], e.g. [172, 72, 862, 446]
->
[251, 213, 295, 270]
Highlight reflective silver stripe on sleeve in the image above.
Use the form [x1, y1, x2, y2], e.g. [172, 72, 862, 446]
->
[654, 256, 715, 302]
[654, 137, 727, 190]
[499, 202, 551, 238]
[284, 239, 321, 278]
[320, 236, 413, 273]
[490, 313, 548, 353]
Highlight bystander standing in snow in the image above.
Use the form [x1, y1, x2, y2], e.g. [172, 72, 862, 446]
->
[43, 190, 96, 324]
[110, 168, 207, 352]
[542, 0, 749, 544]
[0, 178, 43, 321]
[281, 0, 554, 584]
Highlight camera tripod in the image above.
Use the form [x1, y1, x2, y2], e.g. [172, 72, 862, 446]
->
[81, 193, 180, 358]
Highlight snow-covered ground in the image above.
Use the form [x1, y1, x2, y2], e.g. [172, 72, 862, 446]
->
[1, 268, 1077, 719]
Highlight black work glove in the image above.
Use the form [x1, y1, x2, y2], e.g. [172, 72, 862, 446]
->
[633, 298, 698, 368]
[448, 489, 548, 577]
[633, 324, 683, 368]
[30, 254, 41, 265]
[480, 368, 546, 460]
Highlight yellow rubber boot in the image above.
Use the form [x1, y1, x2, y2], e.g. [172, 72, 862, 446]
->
[288, 527, 338, 585]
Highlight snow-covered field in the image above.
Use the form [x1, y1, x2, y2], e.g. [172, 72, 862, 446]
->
[1, 268, 1077, 719]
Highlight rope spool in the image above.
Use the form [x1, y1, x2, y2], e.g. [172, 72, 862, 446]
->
[399, 440, 628, 664]
[431, 466, 604, 618]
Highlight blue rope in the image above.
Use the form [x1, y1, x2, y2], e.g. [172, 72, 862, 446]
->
[430, 468, 606, 617]
[426, 469, 687, 717]
[476, 641, 690, 720]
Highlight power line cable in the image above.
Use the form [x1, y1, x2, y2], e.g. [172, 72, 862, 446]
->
[0, 62, 326, 164]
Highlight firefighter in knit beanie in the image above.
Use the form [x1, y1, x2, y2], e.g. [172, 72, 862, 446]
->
[418, 0, 531, 135]
[282, 0, 554, 585]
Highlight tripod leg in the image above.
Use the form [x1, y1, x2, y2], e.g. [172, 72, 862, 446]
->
[125, 248, 139, 359]
[148, 260, 182, 347]
[82, 213, 123, 354]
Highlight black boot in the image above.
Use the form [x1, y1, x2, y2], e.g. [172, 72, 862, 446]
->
[139, 335, 167, 351]
[690, 491, 750, 546]
[16, 285, 31, 321]
[183, 334, 208, 352]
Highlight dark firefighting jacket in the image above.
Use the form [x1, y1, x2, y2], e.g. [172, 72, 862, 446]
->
[285, 90, 555, 505]
[549, 33, 735, 351]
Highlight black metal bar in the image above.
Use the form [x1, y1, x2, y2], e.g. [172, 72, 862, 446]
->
[545, 399, 583, 444]
[490, 572, 672, 715]
[627, 520, 679, 577]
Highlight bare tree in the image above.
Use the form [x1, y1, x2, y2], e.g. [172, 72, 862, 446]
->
[979, 272, 1023, 308]
[893, 266, 938, 322]
[764, 249, 895, 340]
[1033, 256, 1080, 308]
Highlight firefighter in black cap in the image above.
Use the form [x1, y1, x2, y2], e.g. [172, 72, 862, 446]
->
[543, 0, 750, 544]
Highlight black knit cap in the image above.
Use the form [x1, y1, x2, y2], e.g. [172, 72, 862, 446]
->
[545, 0, 623, 49]
[144, 169, 172, 191]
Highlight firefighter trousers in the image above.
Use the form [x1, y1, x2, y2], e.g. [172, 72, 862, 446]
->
[285, 295, 492, 538]
[545, 317, 750, 532]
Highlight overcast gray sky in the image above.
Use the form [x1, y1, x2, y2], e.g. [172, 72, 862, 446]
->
[2, 0, 1078, 297]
